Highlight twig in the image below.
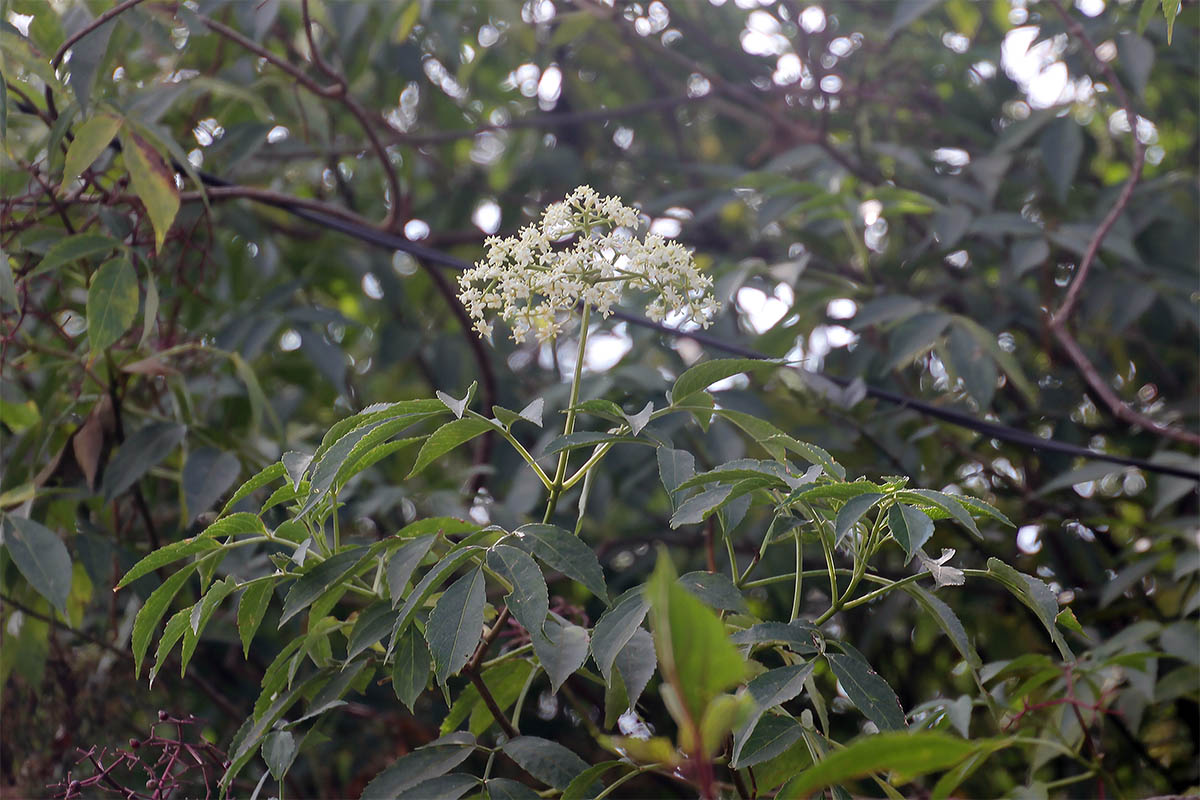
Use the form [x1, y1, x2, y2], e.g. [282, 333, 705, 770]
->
[464, 606, 510, 675]
[45, 0, 150, 120]
[298, 0, 401, 229]
[461, 607, 517, 737]
[51, 0, 149, 68]
[0, 592, 243, 719]
[197, 15, 342, 98]
[1045, 0, 1199, 448]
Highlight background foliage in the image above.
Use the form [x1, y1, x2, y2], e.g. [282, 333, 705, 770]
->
[1, 0, 1197, 797]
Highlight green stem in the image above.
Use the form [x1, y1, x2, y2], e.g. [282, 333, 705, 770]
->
[724, 529, 739, 579]
[840, 573, 926, 611]
[469, 411, 553, 489]
[562, 441, 615, 490]
[743, 567, 860, 589]
[331, 490, 340, 551]
[789, 531, 803, 623]
[1043, 771, 1096, 790]
[593, 765, 661, 800]
[575, 464, 596, 536]
[509, 665, 539, 733]
[543, 304, 591, 523]
[481, 642, 533, 669]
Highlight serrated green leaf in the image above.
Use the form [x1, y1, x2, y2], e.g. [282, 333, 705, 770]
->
[131, 563, 196, 677]
[237, 578, 274, 657]
[512, 524, 608, 602]
[670, 484, 734, 527]
[778, 732, 976, 799]
[4, 516, 73, 618]
[734, 714, 805, 769]
[149, 605, 192, 686]
[387, 534, 438, 605]
[117, 536, 220, 589]
[426, 567, 485, 685]
[219, 462, 286, 517]
[591, 588, 648, 682]
[672, 358, 778, 402]
[409, 418, 495, 477]
[826, 653, 907, 731]
[656, 446, 696, 494]
[279, 547, 367, 625]
[532, 613, 589, 692]
[61, 112, 121, 191]
[387, 548, 483, 656]
[346, 601, 396, 661]
[900, 489, 982, 540]
[679, 571, 748, 613]
[101, 422, 186, 502]
[835, 492, 884, 545]
[120, 130, 179, 253]
[361, 733, 476, 800]
[180, 576, 238, 674]
[86, 256, 138, 354]
[732, 663, 815, 766]
[392, 624, 432, 712]
[647, 550, 745, 724]
[887, 503, 934, 564]
[905, 585, 981, 669]
[31, 233, 122, 278]
[486, 544, 548, 636]
[262, 730, 296, 781]
[985, 558, 1072, 660]
[501, 736, 591, 790]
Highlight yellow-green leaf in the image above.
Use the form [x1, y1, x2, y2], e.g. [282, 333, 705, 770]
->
[120, 130, 179, 252]
[86, 256, 139, 354]
[61, 112, 121, 193]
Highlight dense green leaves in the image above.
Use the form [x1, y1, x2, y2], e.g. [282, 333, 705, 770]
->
[4, 3, 1195, 797]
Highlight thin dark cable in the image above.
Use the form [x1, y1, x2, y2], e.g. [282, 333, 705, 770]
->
[9, 102, 1194, 482]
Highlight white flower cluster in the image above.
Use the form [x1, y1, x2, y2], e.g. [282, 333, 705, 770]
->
[457, 186, 721, 343]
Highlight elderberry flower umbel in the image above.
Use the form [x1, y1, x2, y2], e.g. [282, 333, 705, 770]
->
[457, 186, 721, 343]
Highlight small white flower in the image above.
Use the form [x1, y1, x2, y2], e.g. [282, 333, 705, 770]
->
[917, 548, 965, 588]
[458, 186, 720, 343]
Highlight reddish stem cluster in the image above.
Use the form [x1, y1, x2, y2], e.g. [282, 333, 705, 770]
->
[48, 712, 227, 800]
